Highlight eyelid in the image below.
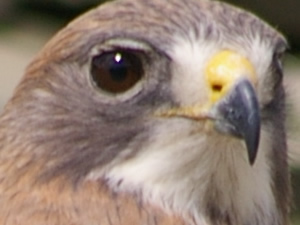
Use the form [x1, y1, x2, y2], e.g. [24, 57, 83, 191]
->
[273, 46, 287, 73]
[89, 38, 154, 64]
[104, 38, 153, 52]
[270, 48, 285, 90]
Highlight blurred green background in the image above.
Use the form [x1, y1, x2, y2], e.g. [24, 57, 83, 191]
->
[0, 0, 299, 224]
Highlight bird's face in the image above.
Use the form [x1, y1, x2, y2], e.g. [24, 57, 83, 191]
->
[0, 0, 289, 224]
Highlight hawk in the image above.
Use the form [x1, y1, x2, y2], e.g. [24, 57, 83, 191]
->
[0, 0, 290, 224]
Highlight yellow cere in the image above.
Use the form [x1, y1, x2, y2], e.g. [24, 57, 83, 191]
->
[205, 50, 257, 103]
[155, 50, 257, 121]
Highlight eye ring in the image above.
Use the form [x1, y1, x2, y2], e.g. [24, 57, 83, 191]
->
[90, 50, 144, 94]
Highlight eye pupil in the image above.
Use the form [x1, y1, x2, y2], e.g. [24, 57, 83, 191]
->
[110, 66, 128, 82]
[91, 51, 143, 94]
[109, 54, 128, 82]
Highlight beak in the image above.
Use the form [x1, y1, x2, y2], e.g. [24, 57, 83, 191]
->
[157, 50, 260, 165]
[211, 79, 260, 165]
[204, 50, 260, 165]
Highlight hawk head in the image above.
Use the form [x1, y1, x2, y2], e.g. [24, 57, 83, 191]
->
[0, 0, 290, 224]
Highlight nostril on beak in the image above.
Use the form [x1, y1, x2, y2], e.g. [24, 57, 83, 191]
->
[212, 84, 223, 93]
[208, 82, 227, 103]
[205, 50, 257, 104]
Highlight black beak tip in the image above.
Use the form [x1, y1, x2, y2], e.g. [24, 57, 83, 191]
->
[245, 131, 260, 165]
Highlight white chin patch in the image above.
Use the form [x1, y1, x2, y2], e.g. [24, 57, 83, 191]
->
[99, 118, 276, 225]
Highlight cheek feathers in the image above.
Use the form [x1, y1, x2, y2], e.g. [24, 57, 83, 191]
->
[169, 39, 214, 106]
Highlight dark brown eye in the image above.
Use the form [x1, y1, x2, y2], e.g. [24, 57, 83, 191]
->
[91, 50, 144, 94]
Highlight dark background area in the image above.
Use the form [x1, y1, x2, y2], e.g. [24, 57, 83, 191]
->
[1, 0, 300, 51]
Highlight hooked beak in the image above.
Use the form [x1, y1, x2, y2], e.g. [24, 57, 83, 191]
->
[211, 78, 260, 165]
[157, 50, 261, 165]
